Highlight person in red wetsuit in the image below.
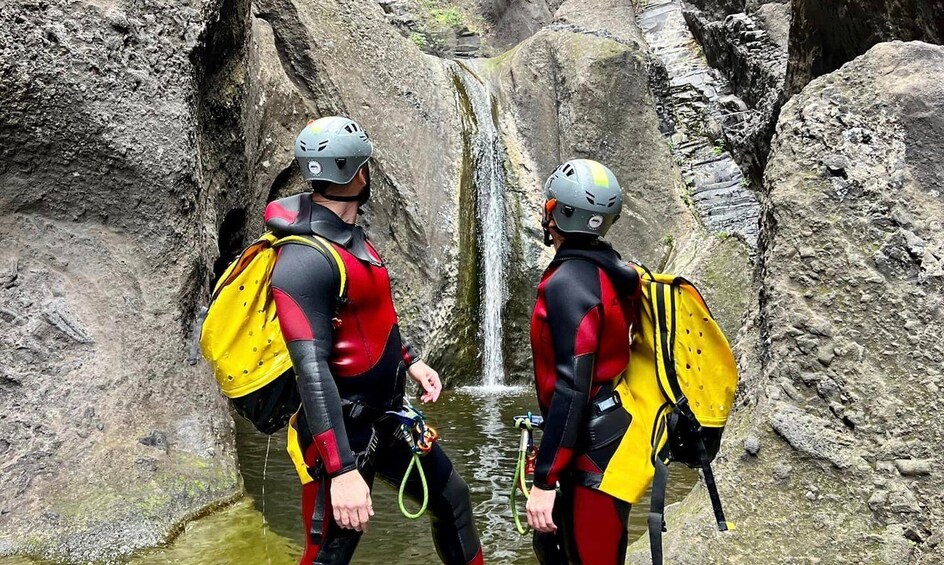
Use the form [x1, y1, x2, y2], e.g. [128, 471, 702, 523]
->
[270, 116, 484, 565]
[527, 159, 641, 564]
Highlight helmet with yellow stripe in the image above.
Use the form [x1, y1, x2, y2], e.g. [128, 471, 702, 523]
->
[543, 159, 622, 241]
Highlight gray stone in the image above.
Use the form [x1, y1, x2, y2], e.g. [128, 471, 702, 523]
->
[744, 434, 761, 455]
[649, 42, 944, 563]
[894, 459, 932, 476]
[138, 430, 169, 454]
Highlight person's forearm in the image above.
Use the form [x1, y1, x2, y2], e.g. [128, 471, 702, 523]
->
[533, 356, 593, 489]
[287, 339, 356, 477]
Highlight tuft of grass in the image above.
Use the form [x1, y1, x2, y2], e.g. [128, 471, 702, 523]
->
[429, 7, 464, 28]
[410, 32, 428, 49]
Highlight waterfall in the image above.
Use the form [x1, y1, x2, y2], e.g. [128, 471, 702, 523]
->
[450, 62, 510, 388]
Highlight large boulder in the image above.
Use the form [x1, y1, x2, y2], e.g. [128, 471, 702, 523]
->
[0, 0, 241, 561]
[631, 41, 944, 564]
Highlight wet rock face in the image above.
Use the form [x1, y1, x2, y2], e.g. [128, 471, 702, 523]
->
[635, 41, 944, 564]
[492, 25, 694, 269]
[637, 0, 761, 248]
[788, 0, 944, 93]
[0, 0, 241, 561]
[756, 41, 944, 560]
[682, 0, 789, 179]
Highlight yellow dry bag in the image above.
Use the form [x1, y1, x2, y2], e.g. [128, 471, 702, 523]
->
[199, 232, 346, 434]
[600, 265, 738, 565]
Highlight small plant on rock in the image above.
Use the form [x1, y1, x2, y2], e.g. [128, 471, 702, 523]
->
[410, 32, 428, 49]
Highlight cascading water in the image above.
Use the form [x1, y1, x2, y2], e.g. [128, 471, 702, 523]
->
[450, 62, 510, 388]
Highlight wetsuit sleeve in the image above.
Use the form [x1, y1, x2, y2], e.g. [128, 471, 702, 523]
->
[400, 336, 421, 366]
[271, 243, 357, 478]
[534, 260, 603, 490]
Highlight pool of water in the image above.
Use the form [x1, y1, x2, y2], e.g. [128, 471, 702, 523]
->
[0, 388, 697, 564]
[233, 387, 698, 564]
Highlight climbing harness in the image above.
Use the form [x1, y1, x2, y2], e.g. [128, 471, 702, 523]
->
[510, 413, 543, 534]
[386, 401, 439, 519]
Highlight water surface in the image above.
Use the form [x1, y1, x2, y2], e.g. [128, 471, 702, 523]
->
[234, 388, 697, 564]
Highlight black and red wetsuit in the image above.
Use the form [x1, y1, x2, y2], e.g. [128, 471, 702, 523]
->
[530, 241, 641, 565]
[266, 194, 483, 565]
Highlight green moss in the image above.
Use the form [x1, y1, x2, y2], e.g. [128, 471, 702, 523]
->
[417, 1, 482, 34]
[698, 239, 751, 338]
[429, 7, 463, 27]
[409, 32, 428, 49]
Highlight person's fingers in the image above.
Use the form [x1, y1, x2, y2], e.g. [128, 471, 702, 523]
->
[336, 506, 350, 530]
[422, 375, 436, 393]
[526, 508, 537, 531]
[356, 504, 370, 531]
[528, 506, 544, 532]
[544, 509, 557, 532]
[367, 492, 375, 517]
[347, 506, 361, 531]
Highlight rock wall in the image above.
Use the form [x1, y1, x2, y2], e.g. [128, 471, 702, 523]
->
[682, 0, 790, 179]
[0, 0, 241, 561]
[632, 41, 944, 564]
[0, 0, 757, 559]
[788, 0, 944, 93]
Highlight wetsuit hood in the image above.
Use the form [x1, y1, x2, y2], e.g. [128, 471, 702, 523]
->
[263, 193, 379, 264]
[551, 239, 640, 297]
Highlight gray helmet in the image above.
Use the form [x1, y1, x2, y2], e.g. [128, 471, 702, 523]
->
[294, 116, 373, 184]
[543, 159, 622, 238]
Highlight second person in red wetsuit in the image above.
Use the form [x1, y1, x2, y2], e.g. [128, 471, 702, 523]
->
[272, 116, 484, 565]
[527, 159, 641, 564]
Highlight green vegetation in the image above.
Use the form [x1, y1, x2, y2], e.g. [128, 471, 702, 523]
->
[416, 1, 482, 34]
[429, 7, 464, 28]
[740, 177, 750, 188]
[409, 32, 428, 49]
[712, 144, 725, 156]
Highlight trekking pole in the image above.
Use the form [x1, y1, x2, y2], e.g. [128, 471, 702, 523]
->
[387, 402, 438, 519]
[510, 413, 543, 535]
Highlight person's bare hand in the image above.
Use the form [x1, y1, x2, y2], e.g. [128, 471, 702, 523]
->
[527, 486, 557, 533]
[408, 361, 443, 403]
[330, 469, 373, 532]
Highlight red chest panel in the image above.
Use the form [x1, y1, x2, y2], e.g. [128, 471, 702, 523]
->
[531, 265, 631, 409]
[329, 242, 399, 377]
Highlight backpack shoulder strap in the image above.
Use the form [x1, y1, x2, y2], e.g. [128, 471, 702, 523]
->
[651, 279, 685, 406]
[273, 234, 348, 300]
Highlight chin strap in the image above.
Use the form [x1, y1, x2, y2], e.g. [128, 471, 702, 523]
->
[316, 166, 372, 205]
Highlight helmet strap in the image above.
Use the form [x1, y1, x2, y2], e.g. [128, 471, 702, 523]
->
[315, 165, 371, 205]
